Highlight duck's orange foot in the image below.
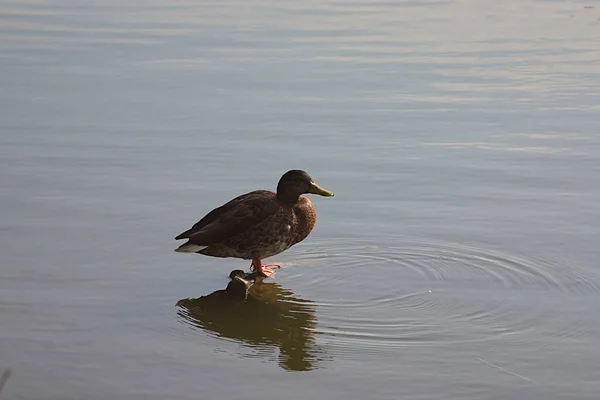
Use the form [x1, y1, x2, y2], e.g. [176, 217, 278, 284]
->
[250, 259, 281, 278]
[256, 264, 281, 278]
[262, 263, 281, 270]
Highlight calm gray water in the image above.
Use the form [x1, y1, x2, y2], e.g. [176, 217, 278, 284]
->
[1, 0, 600, 398]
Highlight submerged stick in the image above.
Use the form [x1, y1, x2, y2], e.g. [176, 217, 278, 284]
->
[476, 357, 537, 384]
[0, 368, 11, 396]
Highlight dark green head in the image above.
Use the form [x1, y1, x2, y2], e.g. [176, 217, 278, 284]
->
[276, 170, 334, 204]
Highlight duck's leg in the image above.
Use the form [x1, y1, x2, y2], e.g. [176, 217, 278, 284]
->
[250, 257, 281, 278]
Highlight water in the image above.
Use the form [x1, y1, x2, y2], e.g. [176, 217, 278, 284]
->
[1, 0, 600, 398]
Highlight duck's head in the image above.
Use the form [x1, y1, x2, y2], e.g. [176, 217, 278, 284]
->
[277, 170, 334, 204]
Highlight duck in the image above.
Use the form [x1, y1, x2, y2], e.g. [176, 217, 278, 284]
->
[174, 170, 334, 277]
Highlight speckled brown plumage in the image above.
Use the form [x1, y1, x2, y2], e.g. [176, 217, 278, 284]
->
[174, 170, 333, 278]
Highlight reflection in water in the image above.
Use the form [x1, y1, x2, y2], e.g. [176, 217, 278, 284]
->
[177, 280, 324, 371]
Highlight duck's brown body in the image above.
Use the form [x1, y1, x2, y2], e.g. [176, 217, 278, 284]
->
[174, 170, 333, 278]
[176, 190, 316, 260]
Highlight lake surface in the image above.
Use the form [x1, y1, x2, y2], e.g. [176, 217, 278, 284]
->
[1, 0, 600, 398]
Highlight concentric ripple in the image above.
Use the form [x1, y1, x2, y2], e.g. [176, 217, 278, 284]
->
[174, 236, 599, 370]
[273, 236, 600, 357]
[285, 237, 598, 292]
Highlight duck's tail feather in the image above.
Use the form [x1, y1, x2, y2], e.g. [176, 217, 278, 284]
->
[175, 230, 193, 240]
[174, 242, 207, 253]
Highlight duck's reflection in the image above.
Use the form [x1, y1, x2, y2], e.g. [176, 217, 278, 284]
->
[177, 271, 324, 371]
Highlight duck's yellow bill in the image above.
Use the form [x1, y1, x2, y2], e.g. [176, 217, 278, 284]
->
[308, 182, 334, 197]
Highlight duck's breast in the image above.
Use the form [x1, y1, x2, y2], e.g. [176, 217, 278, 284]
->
[291, 196, 316, 246]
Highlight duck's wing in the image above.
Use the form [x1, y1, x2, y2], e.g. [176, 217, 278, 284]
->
[175, 190, 278, 245]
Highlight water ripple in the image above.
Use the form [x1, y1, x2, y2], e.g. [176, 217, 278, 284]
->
[275, 236, 599, 356]
[287, 237, 598, 292]
[173, 237, 598, 371]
